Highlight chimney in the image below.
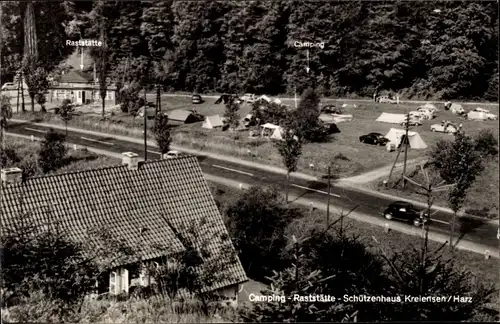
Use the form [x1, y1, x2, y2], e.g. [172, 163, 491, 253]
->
[1, 168, 23, 185]
[122, 152, 139, 170]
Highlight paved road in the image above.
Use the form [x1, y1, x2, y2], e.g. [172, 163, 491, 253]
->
[152, 93, 499, 106]
[7, 121, 499, 252]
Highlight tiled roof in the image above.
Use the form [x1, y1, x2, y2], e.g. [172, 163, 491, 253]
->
[58, 70, 93, 83]
[1, 157, 248, 292]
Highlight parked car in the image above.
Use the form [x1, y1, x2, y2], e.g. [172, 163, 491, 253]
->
[164, 150, 182, 159]
[321, 105, 342, 114]
[376, 95, 397, 104]
[241, 93, 257, 103]
[383, 201, 430, 227]
[473, 108, 498, 120]
[401, 118, 422, 126]
[430, 122, 458, 134]
[359, 132, 390, 146]
[192, 94, 202, 104]
[415, 107, 435, 119]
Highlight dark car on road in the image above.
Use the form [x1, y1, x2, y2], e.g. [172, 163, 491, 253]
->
[321, 105, 342, 114]
[383, 201, 430, 226]
[359, 132, 390, 146]
[192, 94, 202, 104]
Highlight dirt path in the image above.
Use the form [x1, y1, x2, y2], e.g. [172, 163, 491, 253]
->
[337, 158, 425, 185]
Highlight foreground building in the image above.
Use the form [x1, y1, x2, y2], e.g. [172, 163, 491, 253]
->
[1, 153, 248, 301]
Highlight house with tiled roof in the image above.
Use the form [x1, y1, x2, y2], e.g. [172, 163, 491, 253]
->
[1, 153, 248, 300]
[48, 70, 117, 106]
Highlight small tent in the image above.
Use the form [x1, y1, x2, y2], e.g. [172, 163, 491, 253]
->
[202, 115, 224, 129]
[450, 103, 465, 115]
[168, 109, 201, 125]
[422, 103, 438, 111]
[261, 123, 283, 140]
[384, 128, 427, 149]
[376, 113, 406, 124]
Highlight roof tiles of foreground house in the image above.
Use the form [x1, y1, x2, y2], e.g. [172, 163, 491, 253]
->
[1, 155, 248, 294]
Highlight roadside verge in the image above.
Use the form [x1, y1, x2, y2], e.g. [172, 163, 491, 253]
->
[6, 132, 499, 259]
[8, 119, 499, 225]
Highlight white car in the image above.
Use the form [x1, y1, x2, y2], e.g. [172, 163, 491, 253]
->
[164, 150, 182, 159]
[241, 93, 257, 103]
[377, 96, 397, 104]
[430, 123, 458, 134]
[416, 107, 435, 119]
[473, 108, 498, 120]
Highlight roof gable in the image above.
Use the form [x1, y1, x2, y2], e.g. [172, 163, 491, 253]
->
[58, 70, 93, 83]
[1, 157, 247, 291]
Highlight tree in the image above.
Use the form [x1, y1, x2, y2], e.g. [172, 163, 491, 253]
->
[242, 234, 336, 322]
[428, 132, 486, 248]
[153, 113, 172, 155]
[293, 88, 329, 142]
[1, 94, 13, 147]
[376, 241, 495, 321]
[23, 62, 49, 113]
[275, 124, 302, 203]
[38, 129, 67, 173]
[223, 97, 240, 131]
[225, 186, 300, 281]
[57, 99, 74, 137]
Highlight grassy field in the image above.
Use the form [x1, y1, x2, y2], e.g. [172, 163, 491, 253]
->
[366, 157, 500, 219]
[4, 136, 120, 174]
[11, 96, 499, 181]
[209, 182, 500, 316]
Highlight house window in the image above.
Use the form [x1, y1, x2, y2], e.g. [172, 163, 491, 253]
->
[109, 271, 117, 294]
[78, 91, 81, 99]
[121, 268, 129, 293]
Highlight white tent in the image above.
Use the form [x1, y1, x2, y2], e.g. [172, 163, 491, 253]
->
[202, 114, 224, 129]
[450, 103, 464, 115]
[272, 98, 282, 104]
[384, 128, 427, 149]
[261, 123, 283, 140]
[376, 113, 406, 124]
[342, 103, 357, 108]
[422, 102, 438, 111]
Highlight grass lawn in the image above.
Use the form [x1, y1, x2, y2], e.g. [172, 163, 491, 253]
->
[365, 156, 500, 219]
[4, 136, 120, 174]
[10, 97, 499, 181]
[209, 182, 500, 315]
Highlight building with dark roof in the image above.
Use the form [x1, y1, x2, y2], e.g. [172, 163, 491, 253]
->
[48, 70, 117, 106]
[1, 153, 247, 300]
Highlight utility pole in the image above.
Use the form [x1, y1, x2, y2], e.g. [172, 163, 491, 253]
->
[155, 84, 161, 117]
[326, 166, 331, 228]
[143, 88, 147, 161]
[401, 112, 410, 188]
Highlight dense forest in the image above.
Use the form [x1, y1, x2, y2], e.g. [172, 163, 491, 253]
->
[1, 1, 498, 100]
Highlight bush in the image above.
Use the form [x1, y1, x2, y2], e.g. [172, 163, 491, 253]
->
[225, 186, 302, 281]
[474, 129, 498, 158]
[1, 214, 99, 308]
